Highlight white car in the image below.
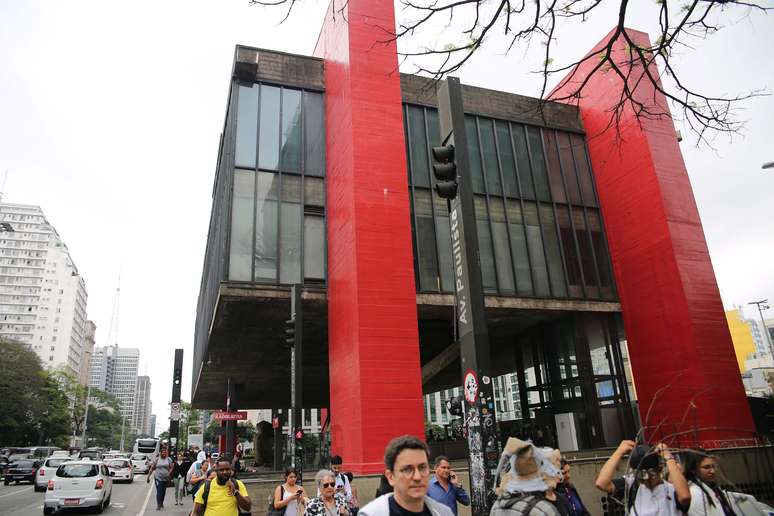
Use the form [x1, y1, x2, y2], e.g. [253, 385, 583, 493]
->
[43, 461, 112, 515]
[34, 457, 71, 492]
[130, 453, 150, 474]
[104, 459, 133, 483]
[48, 451, 71, 459]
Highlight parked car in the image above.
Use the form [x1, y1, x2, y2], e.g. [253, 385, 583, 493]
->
[44, 461, 112, 515]
[4, 459, 41, 485]
[34, 457, 71, 492]
[130, 453, 150, 474]
[104, 459, 133, 483]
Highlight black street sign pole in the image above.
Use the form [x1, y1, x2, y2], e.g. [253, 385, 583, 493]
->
[169, 349, 184, 455]
[289, 284, 303, 471]
[436, 77, 500, 516]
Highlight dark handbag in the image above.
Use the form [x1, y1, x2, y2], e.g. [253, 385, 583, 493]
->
[267, 485, 286, 516]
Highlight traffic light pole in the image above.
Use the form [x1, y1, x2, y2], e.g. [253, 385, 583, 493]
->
[170, 349, 184, 455]
[288, 284, 303, 470]
[436, 77, 500, 516]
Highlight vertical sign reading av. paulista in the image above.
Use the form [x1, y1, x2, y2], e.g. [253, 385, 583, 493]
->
[437, 77, 500, 516]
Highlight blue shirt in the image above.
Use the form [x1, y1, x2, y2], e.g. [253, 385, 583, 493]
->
[427, 476, 470, 516]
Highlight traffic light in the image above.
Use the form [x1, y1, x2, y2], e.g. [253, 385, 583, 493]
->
[445, 394, 464, 417]
[431, 144, 458, 199]
[173, 367, 182, 386]
[285, 317, 296, 347]
[294, 428, 304, 441]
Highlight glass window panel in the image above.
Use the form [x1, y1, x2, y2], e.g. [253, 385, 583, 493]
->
[587, 210, 614, 295]
[522, 202, 549, 296]
[496, 121, 519, 198]
[556, 206, 582, 294]
[281, 174, 302, 202]
[304, 177, 325, 207]
[505, 200, 533, 296]
[304, 216, 326, 280]
[258, 85, 281, 170]
[408, 106, 430, 187]
[542, 130, 567, 203]
[280, 175, 302, 284]
[254, 172, 279, 280]
[480, 119, 502, 195]
[465, 116, 486, 193]
[525, 127, 551, 201]
[557, 132, 582, 204]
[414, 189, 440, 291]
[573, 207, 599, 295]
[229, 169, 255, 281]
[280, 89, 303, 172]
[511, 125, 535, 200]
[539, 205, 567, 297]
[426, 109, 441, 147]
[490, 199, 515, 293]
[304, 92, 325, 176]
[235, 85, 258, 169]
[571, 134, 596, 206]
[435, 214, 454, 293]
[474, 196, 497, 291]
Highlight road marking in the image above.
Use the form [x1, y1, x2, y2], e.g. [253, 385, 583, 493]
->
[137, 481, 154, 516]
[0, 486, 32, 499]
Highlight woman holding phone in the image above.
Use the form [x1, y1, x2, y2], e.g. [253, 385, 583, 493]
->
[275, 467, 308, 516]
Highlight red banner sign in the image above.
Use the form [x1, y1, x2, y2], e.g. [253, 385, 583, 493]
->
[212, 411, 248, 421]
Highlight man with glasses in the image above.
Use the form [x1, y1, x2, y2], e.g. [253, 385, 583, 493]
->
[359, 435, 453, 516]
[595, 440, 691, 516]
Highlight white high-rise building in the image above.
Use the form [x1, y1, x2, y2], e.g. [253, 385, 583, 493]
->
[133, 375, 153, 436]
[0, 202, 88, 378]
[89, 346, 140, 429]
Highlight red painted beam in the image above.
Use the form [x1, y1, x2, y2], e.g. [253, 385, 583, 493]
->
[550, 27, 754, 446]
[314, 0, 426, 472]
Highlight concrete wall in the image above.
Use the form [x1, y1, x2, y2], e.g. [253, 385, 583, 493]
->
[244, 446, 774, 516]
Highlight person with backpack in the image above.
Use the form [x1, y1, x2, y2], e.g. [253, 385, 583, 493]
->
[595, 440, 691, 516]
[192, 456, 251, 516]
[490, 437, 563, 516]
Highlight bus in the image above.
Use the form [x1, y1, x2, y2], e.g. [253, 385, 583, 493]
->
[133, 438, 160, 458]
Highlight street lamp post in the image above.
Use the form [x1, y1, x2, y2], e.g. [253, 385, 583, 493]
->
[748, 299, 773, 354]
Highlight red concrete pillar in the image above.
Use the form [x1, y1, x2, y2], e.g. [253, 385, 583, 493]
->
[314, 0, 425, 472]
[550, 28, 754, 446]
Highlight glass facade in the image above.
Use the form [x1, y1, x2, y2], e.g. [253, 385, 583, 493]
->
[228, 83, 327, 284]
[404, 104, 615, 300]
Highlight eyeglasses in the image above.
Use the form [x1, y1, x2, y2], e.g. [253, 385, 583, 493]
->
[395, 463, 430, 478]
[322, 482, 336, 488]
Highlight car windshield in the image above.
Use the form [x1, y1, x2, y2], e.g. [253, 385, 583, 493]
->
[131, 454, 147, 461]
[57, 464, 98, 478]
[46, 459, 68, 467]
[106, 460, 130, 468]
[13, 461, 35, 468]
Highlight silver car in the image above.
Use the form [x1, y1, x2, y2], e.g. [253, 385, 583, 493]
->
[104, 459, 133, 483]
[34, 457, 70, 492]
[43, 461, 112, 515]
[130, 453, 149, 474]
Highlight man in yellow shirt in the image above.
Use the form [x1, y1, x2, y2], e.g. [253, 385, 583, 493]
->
[193, 457, 251, 516]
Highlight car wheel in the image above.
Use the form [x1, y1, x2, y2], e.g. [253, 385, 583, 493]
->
[3, 479, 9, 486]
[95, 497, 105, 514]
[43, 507, 54, 515]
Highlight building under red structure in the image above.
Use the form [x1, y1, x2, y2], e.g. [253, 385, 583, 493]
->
[192, 1, 754, 471]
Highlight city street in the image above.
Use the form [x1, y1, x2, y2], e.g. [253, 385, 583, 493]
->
[0, 474, 194, 516]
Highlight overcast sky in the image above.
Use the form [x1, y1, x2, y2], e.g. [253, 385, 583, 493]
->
[0, 1, 771, 435]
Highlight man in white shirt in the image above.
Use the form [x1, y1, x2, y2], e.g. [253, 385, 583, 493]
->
[330, 455, 352, 503]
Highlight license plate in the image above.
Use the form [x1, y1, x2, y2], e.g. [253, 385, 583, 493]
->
[64, 499, 80, 506]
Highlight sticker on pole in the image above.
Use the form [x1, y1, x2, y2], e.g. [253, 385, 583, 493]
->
[464, 370, 478, 404]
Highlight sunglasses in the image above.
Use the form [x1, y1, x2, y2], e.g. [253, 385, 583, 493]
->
[322, 482, 336, 488]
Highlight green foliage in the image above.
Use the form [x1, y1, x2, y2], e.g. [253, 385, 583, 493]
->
[84, 404, 123, 449]
[425, 421, 447, 442]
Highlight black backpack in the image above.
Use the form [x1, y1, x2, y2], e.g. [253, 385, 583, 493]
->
[490, 492, 561, 516]
[200, 479, 251, 515]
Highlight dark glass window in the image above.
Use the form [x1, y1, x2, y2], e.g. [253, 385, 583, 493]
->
[433, 194, 454, 292]
[465, 117, 486, 193]
[279, 175, 302, 284]
[511, 125, 535, 200]
[538, 205, 567, 297]
[490, 199, 515, 294]
[304, 215, 325, 280]
[229, 169, 255, 281]
[280, 89, 303, 172]
[258, 85, 281, 170]
[408, 106, 431, 187]
[573, 207, 599, 297]
[415, 189, 440, 290]
[235, 85, 258, 168]
[304, 92, 325, 176]
[556, 206, 583, 296]
[505, 200, 533, 296]
[526, 127, 552, 201]
[570, 134, 596, 206]
[480, 119, 502, 195]
[474, 196, 497, 291]
[523, 202, 550, 296]
[254, 172, 279, 281]
[542, 130, 567, 203]
[558, 132, 582, 204]
[587, 210, 613, 297]
[496, 121, 519, 198]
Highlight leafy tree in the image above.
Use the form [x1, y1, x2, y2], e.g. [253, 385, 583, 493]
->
[425, 421, 447, 442]
[177, 401, 202, 449]
[84, 404, 123, 449]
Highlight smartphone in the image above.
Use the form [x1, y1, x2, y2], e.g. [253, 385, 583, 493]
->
[297, 490, 303, 495]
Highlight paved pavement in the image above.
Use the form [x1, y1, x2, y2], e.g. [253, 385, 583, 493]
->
[0, 474, 194, 516]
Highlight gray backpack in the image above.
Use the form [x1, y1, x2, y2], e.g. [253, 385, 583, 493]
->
[490, 492, 562, 516]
